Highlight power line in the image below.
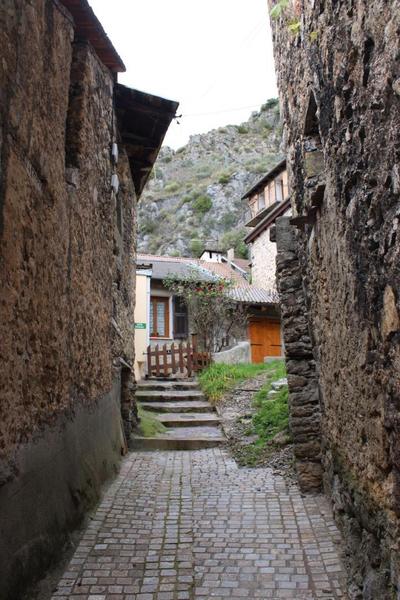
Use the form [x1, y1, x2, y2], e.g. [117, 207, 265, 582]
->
[181, 104, 262, 118]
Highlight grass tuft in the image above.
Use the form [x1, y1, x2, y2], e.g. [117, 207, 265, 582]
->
[198, 361, 282, 403]
[137, 406, 166, 437]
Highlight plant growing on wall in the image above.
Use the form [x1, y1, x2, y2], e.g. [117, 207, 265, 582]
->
[164, 271, 248, 354]
[270, 0, 301, 36]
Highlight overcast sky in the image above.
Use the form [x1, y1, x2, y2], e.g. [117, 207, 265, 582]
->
[90, 0, 278, 148]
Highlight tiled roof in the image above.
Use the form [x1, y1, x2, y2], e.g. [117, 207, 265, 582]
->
[136, 253, 278, 305]
[197, 261, 249, 287]
[137, 253, 193, 263]
[230, 258, 251, 273]
[228, 287, 279, 304]
[136, 255, 215, 281]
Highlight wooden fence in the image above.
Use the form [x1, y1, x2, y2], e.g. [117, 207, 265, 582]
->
[146, 334, 211, 378]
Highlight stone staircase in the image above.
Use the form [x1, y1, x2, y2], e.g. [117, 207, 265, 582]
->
[131, 379, 225, 450]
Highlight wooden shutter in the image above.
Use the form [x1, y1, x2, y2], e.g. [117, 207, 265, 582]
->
[173, 296, 188, 339]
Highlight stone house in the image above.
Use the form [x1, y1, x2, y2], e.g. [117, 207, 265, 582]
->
[0, 1, 177, 598]
[269, 0, 400, 596]
[134, 252, 281, 377]
[243, 159, 291, 290]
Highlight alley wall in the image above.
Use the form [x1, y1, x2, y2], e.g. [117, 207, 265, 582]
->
[0, 2, 137, 597]
[270, 1, 400, 596]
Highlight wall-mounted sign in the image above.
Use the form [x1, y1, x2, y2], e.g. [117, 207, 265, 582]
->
[134, 322, 146, 329]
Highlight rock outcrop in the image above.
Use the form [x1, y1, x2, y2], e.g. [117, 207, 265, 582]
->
[138, 101, 282, 256]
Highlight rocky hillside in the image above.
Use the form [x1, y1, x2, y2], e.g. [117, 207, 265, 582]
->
[137, 99, 283, 258]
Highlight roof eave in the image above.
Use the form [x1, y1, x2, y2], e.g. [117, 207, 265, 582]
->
[244, 198, 291, 244]
[241, 158, 287, 200]
[60, 0, 126, 72]
[115, 84, 179, 198]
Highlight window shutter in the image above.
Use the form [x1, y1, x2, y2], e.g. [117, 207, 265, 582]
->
[173, 296, 188, 339]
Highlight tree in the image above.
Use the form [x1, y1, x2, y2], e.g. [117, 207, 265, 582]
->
[164, 271, 248, 354]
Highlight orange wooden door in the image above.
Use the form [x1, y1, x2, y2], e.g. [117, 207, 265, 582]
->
[249, 319, 282, 363]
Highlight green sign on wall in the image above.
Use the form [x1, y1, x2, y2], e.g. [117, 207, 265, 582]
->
[134, 322, 146, 329]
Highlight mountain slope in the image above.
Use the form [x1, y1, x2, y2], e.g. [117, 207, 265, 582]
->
[137, 99, 283, 258]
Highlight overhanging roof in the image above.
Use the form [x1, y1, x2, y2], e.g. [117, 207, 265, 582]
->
[60, 0, 126, 72]
[115, 85, 179, 198]
[244, 198, 291, 244]
[146, 259, 216, 282]
[242, 158, 286, 200]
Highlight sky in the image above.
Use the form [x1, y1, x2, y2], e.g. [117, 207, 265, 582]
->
[90, 0, 278, 149]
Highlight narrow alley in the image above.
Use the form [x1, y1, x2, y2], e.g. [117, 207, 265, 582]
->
[51, 448, 347, 600]
[2, 1, 399, 599]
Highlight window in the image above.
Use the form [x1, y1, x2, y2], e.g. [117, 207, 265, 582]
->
[173, 296, 188, 339]
[275, 179, 284, 202]
[150, 296, 169, 337]
[257, 192, 265, 212]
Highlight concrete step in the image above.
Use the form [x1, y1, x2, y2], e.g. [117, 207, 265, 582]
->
[140, 401, 212, 413]
[157, 413, 220, 427]
[136, 390, 205, 402]
[137, 380, 200, 392]
[131, 426, 225, 451]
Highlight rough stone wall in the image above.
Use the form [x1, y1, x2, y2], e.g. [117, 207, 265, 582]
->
[269, 1, 400, 596]
[275, 217, 322, 493]
[0, 1, 137, 597]
[250, 229, 278, 290]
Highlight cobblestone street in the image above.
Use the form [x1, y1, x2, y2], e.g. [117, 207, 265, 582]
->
[52, 449, 348, 600]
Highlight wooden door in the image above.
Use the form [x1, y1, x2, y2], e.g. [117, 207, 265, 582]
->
[249, 319, 282, 363]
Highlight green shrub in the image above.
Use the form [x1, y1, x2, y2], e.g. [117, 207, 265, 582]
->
[176, 146, 185, 154]
[161, 155, 172, 163]
[261, 98, 279, 112]
[140, 220, 156, 235]
[192, 194, 212, 214]
[218, 171, 232, 185]
[220, 228, 249, 259]
[236, 124, 249, 134]
[196, 166, 212, 179]
[190, 239, 204, 257]
[220, 212, 237, 228]
[164, 181, 180, 193]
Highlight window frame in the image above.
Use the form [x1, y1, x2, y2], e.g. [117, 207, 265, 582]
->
[150, 296, 170, 338]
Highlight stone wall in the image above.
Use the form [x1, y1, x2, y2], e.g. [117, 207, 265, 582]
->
[0, 1, 137, 597]
[275, 217, 322, 493]
[250, 228, 278, 290]
[213, 341, 251, 365]
[269, 1, 400, 596]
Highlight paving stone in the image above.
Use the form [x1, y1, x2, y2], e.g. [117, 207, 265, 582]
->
[52, 448, 348, 599]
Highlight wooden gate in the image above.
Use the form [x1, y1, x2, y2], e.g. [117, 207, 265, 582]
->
[146, 334, 211, 378]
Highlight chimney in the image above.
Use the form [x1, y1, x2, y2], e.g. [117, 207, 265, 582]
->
[227, 248, 235, 262]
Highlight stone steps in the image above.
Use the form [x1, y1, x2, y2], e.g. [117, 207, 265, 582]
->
[136, 390, 206, 402]
[140, 400, 212, 413]
[157, 413, 221, 427]
[134, 378, 225, 450]
[137, 380, 199, 392]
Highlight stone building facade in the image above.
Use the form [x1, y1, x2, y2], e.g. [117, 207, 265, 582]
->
[243, 160, 290, 290]
[0, 2, 177, 598]
[269, 1, 400, 597]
